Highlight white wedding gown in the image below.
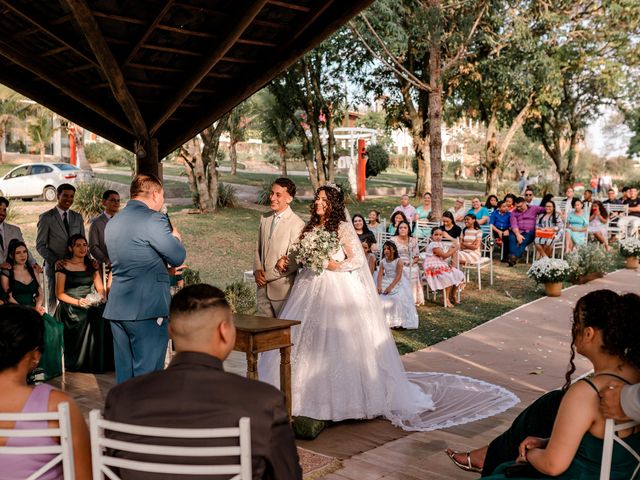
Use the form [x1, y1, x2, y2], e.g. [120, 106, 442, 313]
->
[259, 221, 518, 431]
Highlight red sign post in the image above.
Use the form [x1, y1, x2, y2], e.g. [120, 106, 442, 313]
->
[69, 126, 77, 166]
[357, 138, 367, 202]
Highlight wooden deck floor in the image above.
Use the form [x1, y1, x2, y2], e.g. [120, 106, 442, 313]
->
[50, 269, 640, 479]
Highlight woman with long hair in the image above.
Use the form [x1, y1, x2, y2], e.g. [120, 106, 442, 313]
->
[1, 240, 63, 381]
[55, 234, 113, 373]
[485, 195, 499, 213]
[392, 220, 425, 305]
[352, 213, 377, 246]
[367, 209, 384, 237]
[387, 210, 409, 234]
[414, 192, 433, 237]
[566, 198, 588, 252]
[534, 201, 564, 259]
[441, 210, 462, 240]
[447, 290, 640, 478]
[588, 200, 610, 251]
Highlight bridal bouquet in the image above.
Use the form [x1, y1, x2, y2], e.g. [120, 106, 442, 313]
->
[294, 227, 340, 275]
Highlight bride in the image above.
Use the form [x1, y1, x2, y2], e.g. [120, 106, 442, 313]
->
[259, 184, 518, 431]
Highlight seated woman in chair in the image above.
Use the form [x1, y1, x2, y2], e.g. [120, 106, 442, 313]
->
[458, 215, 483, 266]
[423, 228, 465, 308]
[446, 290, 640, 479]
[0, 304, 91, 478]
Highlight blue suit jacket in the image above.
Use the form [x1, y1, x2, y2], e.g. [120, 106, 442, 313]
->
[104, 200, 186, 321]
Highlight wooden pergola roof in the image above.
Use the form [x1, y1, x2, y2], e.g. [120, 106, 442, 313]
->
[0, 0, 372, 171]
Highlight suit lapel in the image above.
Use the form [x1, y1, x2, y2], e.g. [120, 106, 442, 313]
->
[52, 208, 67, 237]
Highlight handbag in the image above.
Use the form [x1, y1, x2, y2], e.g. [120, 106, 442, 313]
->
[535, 228, 555, 239]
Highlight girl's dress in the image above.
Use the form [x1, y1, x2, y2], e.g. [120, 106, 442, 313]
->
[567, 212, 588, 246]
[422, 242, 464, 291]
[378, 257, 418, 329]
[392, 236, 425, 305]
[458, 228, 482, 263]
[366, 252, 377, 276]
[588, 215, 607, 235]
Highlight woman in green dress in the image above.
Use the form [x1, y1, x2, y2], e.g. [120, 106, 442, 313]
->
[1, 240, 63, 381]
[55, 234, 113, 373]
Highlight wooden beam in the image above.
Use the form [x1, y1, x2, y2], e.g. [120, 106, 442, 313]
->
[157, 24, 214, 38]
[127, 62, 181, 73]
[0, 40, 132, 134]
[65, 64, 95, 73]
[63, 0, 149, 139]
[267, 0, 310, 12]
[172, 2, 284, 29]
[141, 44, 202, 56]
[150, 0, 270, 135]
[41, 46, 71, 57]
[0, 0, 99, 67]
[221, 56, 257, 64]
[92, 11, 145, 25]
[237, 38, 277, 47]
[123, 1, 175, 67]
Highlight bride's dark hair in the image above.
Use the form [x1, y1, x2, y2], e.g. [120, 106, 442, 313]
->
[301, 185, 346, 236]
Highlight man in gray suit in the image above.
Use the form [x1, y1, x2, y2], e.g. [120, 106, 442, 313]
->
[254, 178, 305, 317]
[105, 174, 186, 384]
[104, 284, 302, 480]
[88, 189, 120, 273]
[0, 196, 39, 270]
[36, 184, 85, 312]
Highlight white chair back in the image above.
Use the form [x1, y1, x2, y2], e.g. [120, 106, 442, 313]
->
[414, 220, 439, 240]
[599, 418, 640, 480]
[0, 402, 75, 480]
[89, 411, 251, 480]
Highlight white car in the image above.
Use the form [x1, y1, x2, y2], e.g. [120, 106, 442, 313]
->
[0, 163, 95, 201]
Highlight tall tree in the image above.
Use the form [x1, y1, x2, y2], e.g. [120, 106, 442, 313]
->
[227, 100, 253, 176]
[27, 106, 55, 161]
[258, 91, 295, 176]
[0, 88, 28, 163]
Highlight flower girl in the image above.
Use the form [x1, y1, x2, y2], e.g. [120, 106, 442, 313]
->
[377, 241, 419, 329]
[362, 238, 377, 275]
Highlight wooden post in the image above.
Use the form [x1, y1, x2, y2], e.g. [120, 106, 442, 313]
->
[135, 138, 160, 179]
[357, 138, 367, 202]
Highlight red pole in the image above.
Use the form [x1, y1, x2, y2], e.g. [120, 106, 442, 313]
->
[357, 138, 367, 202]
[69, 126, 77, 166]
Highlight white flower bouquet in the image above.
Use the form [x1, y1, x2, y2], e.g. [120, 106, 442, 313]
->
[619, 238, 640, 258]
[294, 227, 340, 275]
[83, 292, 104, 307]
[527, 257, 571, 284]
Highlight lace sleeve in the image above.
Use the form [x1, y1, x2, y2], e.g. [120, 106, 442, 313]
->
[333, 222, 365, 272]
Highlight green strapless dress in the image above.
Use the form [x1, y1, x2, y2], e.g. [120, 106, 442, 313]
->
[483, 431, 640, 480]
[6, 274, 64, 381]
[54, 268, 114, 373]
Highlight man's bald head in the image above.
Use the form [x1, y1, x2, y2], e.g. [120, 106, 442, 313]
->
[169, 284, 236, 360]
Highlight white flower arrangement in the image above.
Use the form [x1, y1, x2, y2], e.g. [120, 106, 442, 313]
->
[527, 257, 571, 284]
[619, 238, 640, 258]
[294, 226, 340, 275]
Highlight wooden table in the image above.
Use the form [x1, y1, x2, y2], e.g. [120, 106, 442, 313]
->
[233, 314, 301, 418]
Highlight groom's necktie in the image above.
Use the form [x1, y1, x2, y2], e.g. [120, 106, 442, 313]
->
[269, 213, 281, 239]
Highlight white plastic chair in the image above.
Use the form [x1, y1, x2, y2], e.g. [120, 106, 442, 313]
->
[0, 402, 75, 480]
[606, 204, 630, 240]
[599, 418, 640, 480]
[462, 235, 494, 290]
[89, 411, 252, 480]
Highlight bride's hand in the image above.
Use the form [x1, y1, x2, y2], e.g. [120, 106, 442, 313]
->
[326, 260, 340, 271]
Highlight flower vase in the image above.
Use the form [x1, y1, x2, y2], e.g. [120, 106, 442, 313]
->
[544, 282, 562, 297]
[625, 256, 639, 270]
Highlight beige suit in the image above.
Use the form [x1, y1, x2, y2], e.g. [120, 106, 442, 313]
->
[254, 207, 304, 317]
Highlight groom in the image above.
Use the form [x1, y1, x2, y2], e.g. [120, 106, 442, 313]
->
[254, 178, 305, 317]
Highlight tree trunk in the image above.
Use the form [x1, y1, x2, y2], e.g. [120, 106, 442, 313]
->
[279, 146, 288, 176]
[39, 143, 45, 161]
[428, 38, 444, 221]
[326, 109, 336, 183]
[0, 129, 5, 163]
[414, 137, 430, 197]
[229, 140, 238, 176]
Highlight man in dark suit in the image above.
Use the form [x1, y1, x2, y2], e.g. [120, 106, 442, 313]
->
[104, 174, 186, 384]
[104, 284, 302, 480]
[36, 184, 85, 312]
[88, 189, 120, 273]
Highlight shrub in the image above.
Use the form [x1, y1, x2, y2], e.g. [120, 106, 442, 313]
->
[73, 181, 109, 219]
[527, 258, 571, 284]
[182, 268, 201, 286]
[336, 179, 355, 204]
[85, 142, 132, 166]
[224, 281, 256, 314]
[497, 181, 520, 198]
[4, 201, 17, 223]
[619, 238, 640, 258]
[365, 144, 389, 178]
[257, 179, 275, 206]
[566, 243, 609, 280]
[217, 182, 237, 209]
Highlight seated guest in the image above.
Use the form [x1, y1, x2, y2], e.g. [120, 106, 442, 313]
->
[387, 210, 409, 234]
[423, 228, 464, 308]
[377, 241, 418, 329]
[1, 240, 63, 381]
[414, 192, 433, 237]
[619, 186, 640, 238]
[561, 186, 575, 220]
[503, 193, 517, 212]
[467, 197, 490, 226]
[446, 290, 640, 478]
[458, 215, 483, 266]
[620, 185, 630, 202]
[485, 195, 499, 214]
[0, 197, 40, 273]
[588, 200, 610, 251]
[490, 201, 511, 262]
[565, 198, 588, 252]
[441, 211, 462, 241]
[362, 238, 377, 275]
[449, 197, 468, 227]
[104, 284, 302, 480]
[392, 194, 417, 224]
[88, 189, 120, 275]
[55, 234, 113, 373]
[533, 201, 563, 259]
[367, 209, 385, 237]
[524, 187, 537, 206]
[582, 189, 593, 217]
[352, 214, 377, 246]
[508, 197, 545, 266]
[392, 221, 424, 305]
[603, 188, 621, 208]
[0, 304, 91, 478]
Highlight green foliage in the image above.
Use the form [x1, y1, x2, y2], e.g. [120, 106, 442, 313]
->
[529, 179, 557, 197]
[27, 107, 55, 155]
[224, 281, 256, 314]
[257, 180, 274, 206]
[365, 144, 389, 178]
[85, 142, 132, 166]
[566, 243, 610, 280]
[216, 182, 237, 209]
[337, 179, 354, 204]
[182, 268, 201, 286]
[497, 181, 520, 198]
[73, 181, 109, 219]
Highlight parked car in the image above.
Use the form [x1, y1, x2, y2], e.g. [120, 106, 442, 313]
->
[0, 163, 95, 201]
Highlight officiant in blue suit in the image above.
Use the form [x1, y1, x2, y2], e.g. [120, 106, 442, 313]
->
[104, 174, 186, 384]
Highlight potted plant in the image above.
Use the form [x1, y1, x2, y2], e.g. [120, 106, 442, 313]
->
[527, 257, 571, 297]
[619, 238, 640, 269]
[566, 243, 609, 284]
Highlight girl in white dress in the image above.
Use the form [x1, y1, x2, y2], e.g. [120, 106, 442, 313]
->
[362, 238, 377, 275]
[423, 228, 465, 308]
[392, 221, 425, 305]
[377, 241, 419, 329]
[259, 185, 519, 432]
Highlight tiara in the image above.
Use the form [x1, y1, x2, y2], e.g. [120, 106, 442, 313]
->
[324, 182, 341, 192]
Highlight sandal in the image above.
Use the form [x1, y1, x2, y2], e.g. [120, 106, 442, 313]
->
[446, 449, 482, 473]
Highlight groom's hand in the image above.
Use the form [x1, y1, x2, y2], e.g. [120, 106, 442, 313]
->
[276, 256, 289, 273]
[254, 269, 266, 287]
